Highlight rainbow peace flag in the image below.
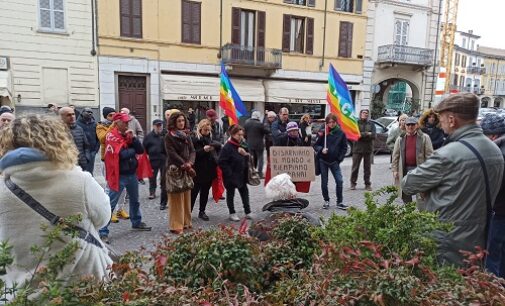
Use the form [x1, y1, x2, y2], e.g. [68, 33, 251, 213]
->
[219, 63, 248, 125]
[327, 64, 360, 141]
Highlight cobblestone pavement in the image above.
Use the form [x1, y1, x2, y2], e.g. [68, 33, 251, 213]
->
[95, 154, 394, 254]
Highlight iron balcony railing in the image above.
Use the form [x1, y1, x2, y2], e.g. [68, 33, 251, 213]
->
[377, 44, 433, 67]
[466, 66, 487, 75]
[450, 85, 485, 95]
[221, 44, 282, 69]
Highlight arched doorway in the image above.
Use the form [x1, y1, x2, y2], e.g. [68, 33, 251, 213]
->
[371, 78, 420, 118]
[494, 97, 503, 108]
[481, 96, 491, 108]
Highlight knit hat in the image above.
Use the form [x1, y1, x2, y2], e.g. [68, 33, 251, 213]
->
[206, 109, 217, 119]
[251, 111, 261, 120]
[481, 113, 505, 135]
[102, 107, 116, 119]
[286, 121, 298, 132]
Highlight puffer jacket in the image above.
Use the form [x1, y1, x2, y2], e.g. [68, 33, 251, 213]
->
[419, 110, 445, 150]
[96, 120, 113, 160]
[218, 140, 248, 189]
[401, 124, 504, 266]
[143, 131, 166, 168]
[69, 124, 89, 170]
[119, 138, 144, 175]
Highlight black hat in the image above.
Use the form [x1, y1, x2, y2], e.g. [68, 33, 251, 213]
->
[102, 107, 116, 119]
[152, 119, 164, 125]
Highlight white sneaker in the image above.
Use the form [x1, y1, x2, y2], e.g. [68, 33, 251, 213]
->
[323, 201, 330, 209]
[245, 213, 254, 220]
[229, 213, 240, 222]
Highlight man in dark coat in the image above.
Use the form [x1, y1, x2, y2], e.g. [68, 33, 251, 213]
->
[350, 109, 376, 191]
[76, 107, 100, 174]
[264, 111, 277, 158]
[244, 111, 270, 177]
[143, 119, 167, 200]
[188, 108, 196, 131]
[271, 107, 290, 145]
[59, 106, 89, 171]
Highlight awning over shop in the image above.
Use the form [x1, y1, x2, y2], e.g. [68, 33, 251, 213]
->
[161, 74, 265, 102]
[264, 80, 327, 104]
[0, 71, 12, 99]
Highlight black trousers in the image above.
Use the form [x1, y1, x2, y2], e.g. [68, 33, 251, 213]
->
[159, 165, 168, 206]
[226, 185, 250, 215]
[191, 180, 213, 213]
[149, 162, 165, 194]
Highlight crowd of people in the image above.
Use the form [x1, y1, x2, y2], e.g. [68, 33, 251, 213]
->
[2, 91, 505, 286]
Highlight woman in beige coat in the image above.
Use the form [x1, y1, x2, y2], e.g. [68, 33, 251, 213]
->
[0, 115, 112, 292]
[392, 117, 433, 208]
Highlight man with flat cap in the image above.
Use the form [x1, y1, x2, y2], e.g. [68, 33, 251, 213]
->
[401, 93, 504, 266]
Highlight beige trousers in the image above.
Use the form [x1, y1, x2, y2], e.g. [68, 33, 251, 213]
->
[168, 190, 192, 231]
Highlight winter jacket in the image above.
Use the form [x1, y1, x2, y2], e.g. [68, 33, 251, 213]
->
[271, 118, 290, 145]
[76, 116, 100, 154]
[492, 135, 505, 216]
[0, 148, 112, 289]
[128, 116, 144, 141]
[419, 110, 445, 150]
[192, 135, 221, 184]
[211, 121, 224, 144]
[386, 126, 405, 152]
[276, 134, 303, 147]
[218, 140, 248, 189]
[143, 130, 167, 168]
[244, 118, 270, 151]
[118, 137, 144, 175]
[353, 119, 376, 154]
[264, 121, 274, 153]
[391, 130, 433, 207]
[165, 130, 196, 168]
[96, 120, 114, 160]
[401, 124, 504, 266]
[313, 127, 348, 164]
[69, 124, 89, 170]
[222, 116, 230, 135]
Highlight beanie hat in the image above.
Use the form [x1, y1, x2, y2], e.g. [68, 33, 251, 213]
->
[481, 113, 505, 135]
[102, 107, 116, 119]
[206, 109, 217, 119]
[286, 121, 298, 132]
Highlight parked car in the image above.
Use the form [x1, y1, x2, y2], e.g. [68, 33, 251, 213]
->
[310, 119, 390, 157]
[383, 109, 398, 117]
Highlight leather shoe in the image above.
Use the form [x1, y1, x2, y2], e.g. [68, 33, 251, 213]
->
[198, 211, 210, 221]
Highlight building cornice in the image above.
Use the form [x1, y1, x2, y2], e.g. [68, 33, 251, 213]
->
[369, 0, 433, 12]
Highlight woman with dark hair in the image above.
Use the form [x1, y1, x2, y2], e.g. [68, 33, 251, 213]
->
[191, 119, 221, 221]
[218, 124, 251, 221]
[165, 111, 196, 234]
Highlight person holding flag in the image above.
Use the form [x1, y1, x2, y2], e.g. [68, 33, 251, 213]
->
[313, 113, 348, 210]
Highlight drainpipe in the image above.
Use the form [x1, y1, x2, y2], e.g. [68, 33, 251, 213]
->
[90, 0, 96, 56]
[494, 58, 500, 98]
[320, 0, 328, 69]
[429, 0, 443, 108]
[218, 0, 223, 59]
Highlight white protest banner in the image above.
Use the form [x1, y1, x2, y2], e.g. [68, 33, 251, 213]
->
[269, 146, 316, 182]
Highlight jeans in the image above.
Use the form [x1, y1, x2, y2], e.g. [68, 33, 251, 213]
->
[99, 174, 143, 237]
[191, 180, 212, 213]
[320, 160, 343, 203]
[251, 148, 264, 175]
[486, 214, 505, 277]
[85, 152, 97, 175]
[351, 152, 372, 186]
[226, 185, 251, 215]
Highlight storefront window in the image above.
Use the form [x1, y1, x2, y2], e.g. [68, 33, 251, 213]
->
[163, 100, 255, 124]
[265, 103, 326, 122]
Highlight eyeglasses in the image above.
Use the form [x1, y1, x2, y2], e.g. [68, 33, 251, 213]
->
[406, 123, 416, 126]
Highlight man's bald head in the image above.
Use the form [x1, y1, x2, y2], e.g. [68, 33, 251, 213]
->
[120, 108, 130, 115]
[59, 106, 76, 126]
[0, 112, 15, 128]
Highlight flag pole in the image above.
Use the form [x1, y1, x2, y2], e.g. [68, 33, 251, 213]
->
[324, 122, 327, 149]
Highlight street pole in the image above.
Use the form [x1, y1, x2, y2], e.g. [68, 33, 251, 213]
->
[429, 0, 443, 108]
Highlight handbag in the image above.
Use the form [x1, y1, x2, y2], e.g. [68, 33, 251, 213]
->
[165, 164, 195, 193]
[247, 155, 261, 186]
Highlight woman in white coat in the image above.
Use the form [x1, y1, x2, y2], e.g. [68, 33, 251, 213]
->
[0, 115, 112, 289]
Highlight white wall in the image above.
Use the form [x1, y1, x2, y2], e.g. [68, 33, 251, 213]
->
[0, 0, 98, 108]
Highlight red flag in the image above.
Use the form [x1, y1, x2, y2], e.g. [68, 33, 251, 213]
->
[212, 166, 225, 203]
[264, 157, 272, 186]
[136, 153, 153, 179]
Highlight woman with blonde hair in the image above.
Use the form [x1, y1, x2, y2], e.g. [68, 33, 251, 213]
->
[190, 119, 222, 221]
[299, 113, 312, 146]
[0, 115, 112, 289]
[165, 111, 196, 234]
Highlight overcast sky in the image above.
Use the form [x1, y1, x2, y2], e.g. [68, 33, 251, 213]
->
[457, 0, 505, 49]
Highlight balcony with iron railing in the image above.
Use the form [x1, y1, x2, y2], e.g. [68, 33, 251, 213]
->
[466, 66, 487, 75]
[377, 44, 433, 67]
[450, 85, 485, 95]
[220, 44, 282, 70]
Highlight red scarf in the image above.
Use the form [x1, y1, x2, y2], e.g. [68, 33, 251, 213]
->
[104, 127, 127, 192]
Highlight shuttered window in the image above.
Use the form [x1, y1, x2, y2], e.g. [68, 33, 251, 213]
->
[181, 0, 201, 44]
[120, 0, 142, 38]
[338, 21, 353, 58]
[282, 15, 314, 55]
[39, 0, 65, 31]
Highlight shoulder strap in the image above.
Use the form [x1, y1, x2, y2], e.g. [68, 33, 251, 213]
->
[4, 177, 103, 249]
[459, 140, 492, 243]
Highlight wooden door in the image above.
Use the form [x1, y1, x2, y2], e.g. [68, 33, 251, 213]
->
[118, 75, 147, 131]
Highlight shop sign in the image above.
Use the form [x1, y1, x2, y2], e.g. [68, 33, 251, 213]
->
[269, 147, 316, 182]
[176, 95, 217, 101]
[0, 57, 8, 70]
[286, 98, 326, 104]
